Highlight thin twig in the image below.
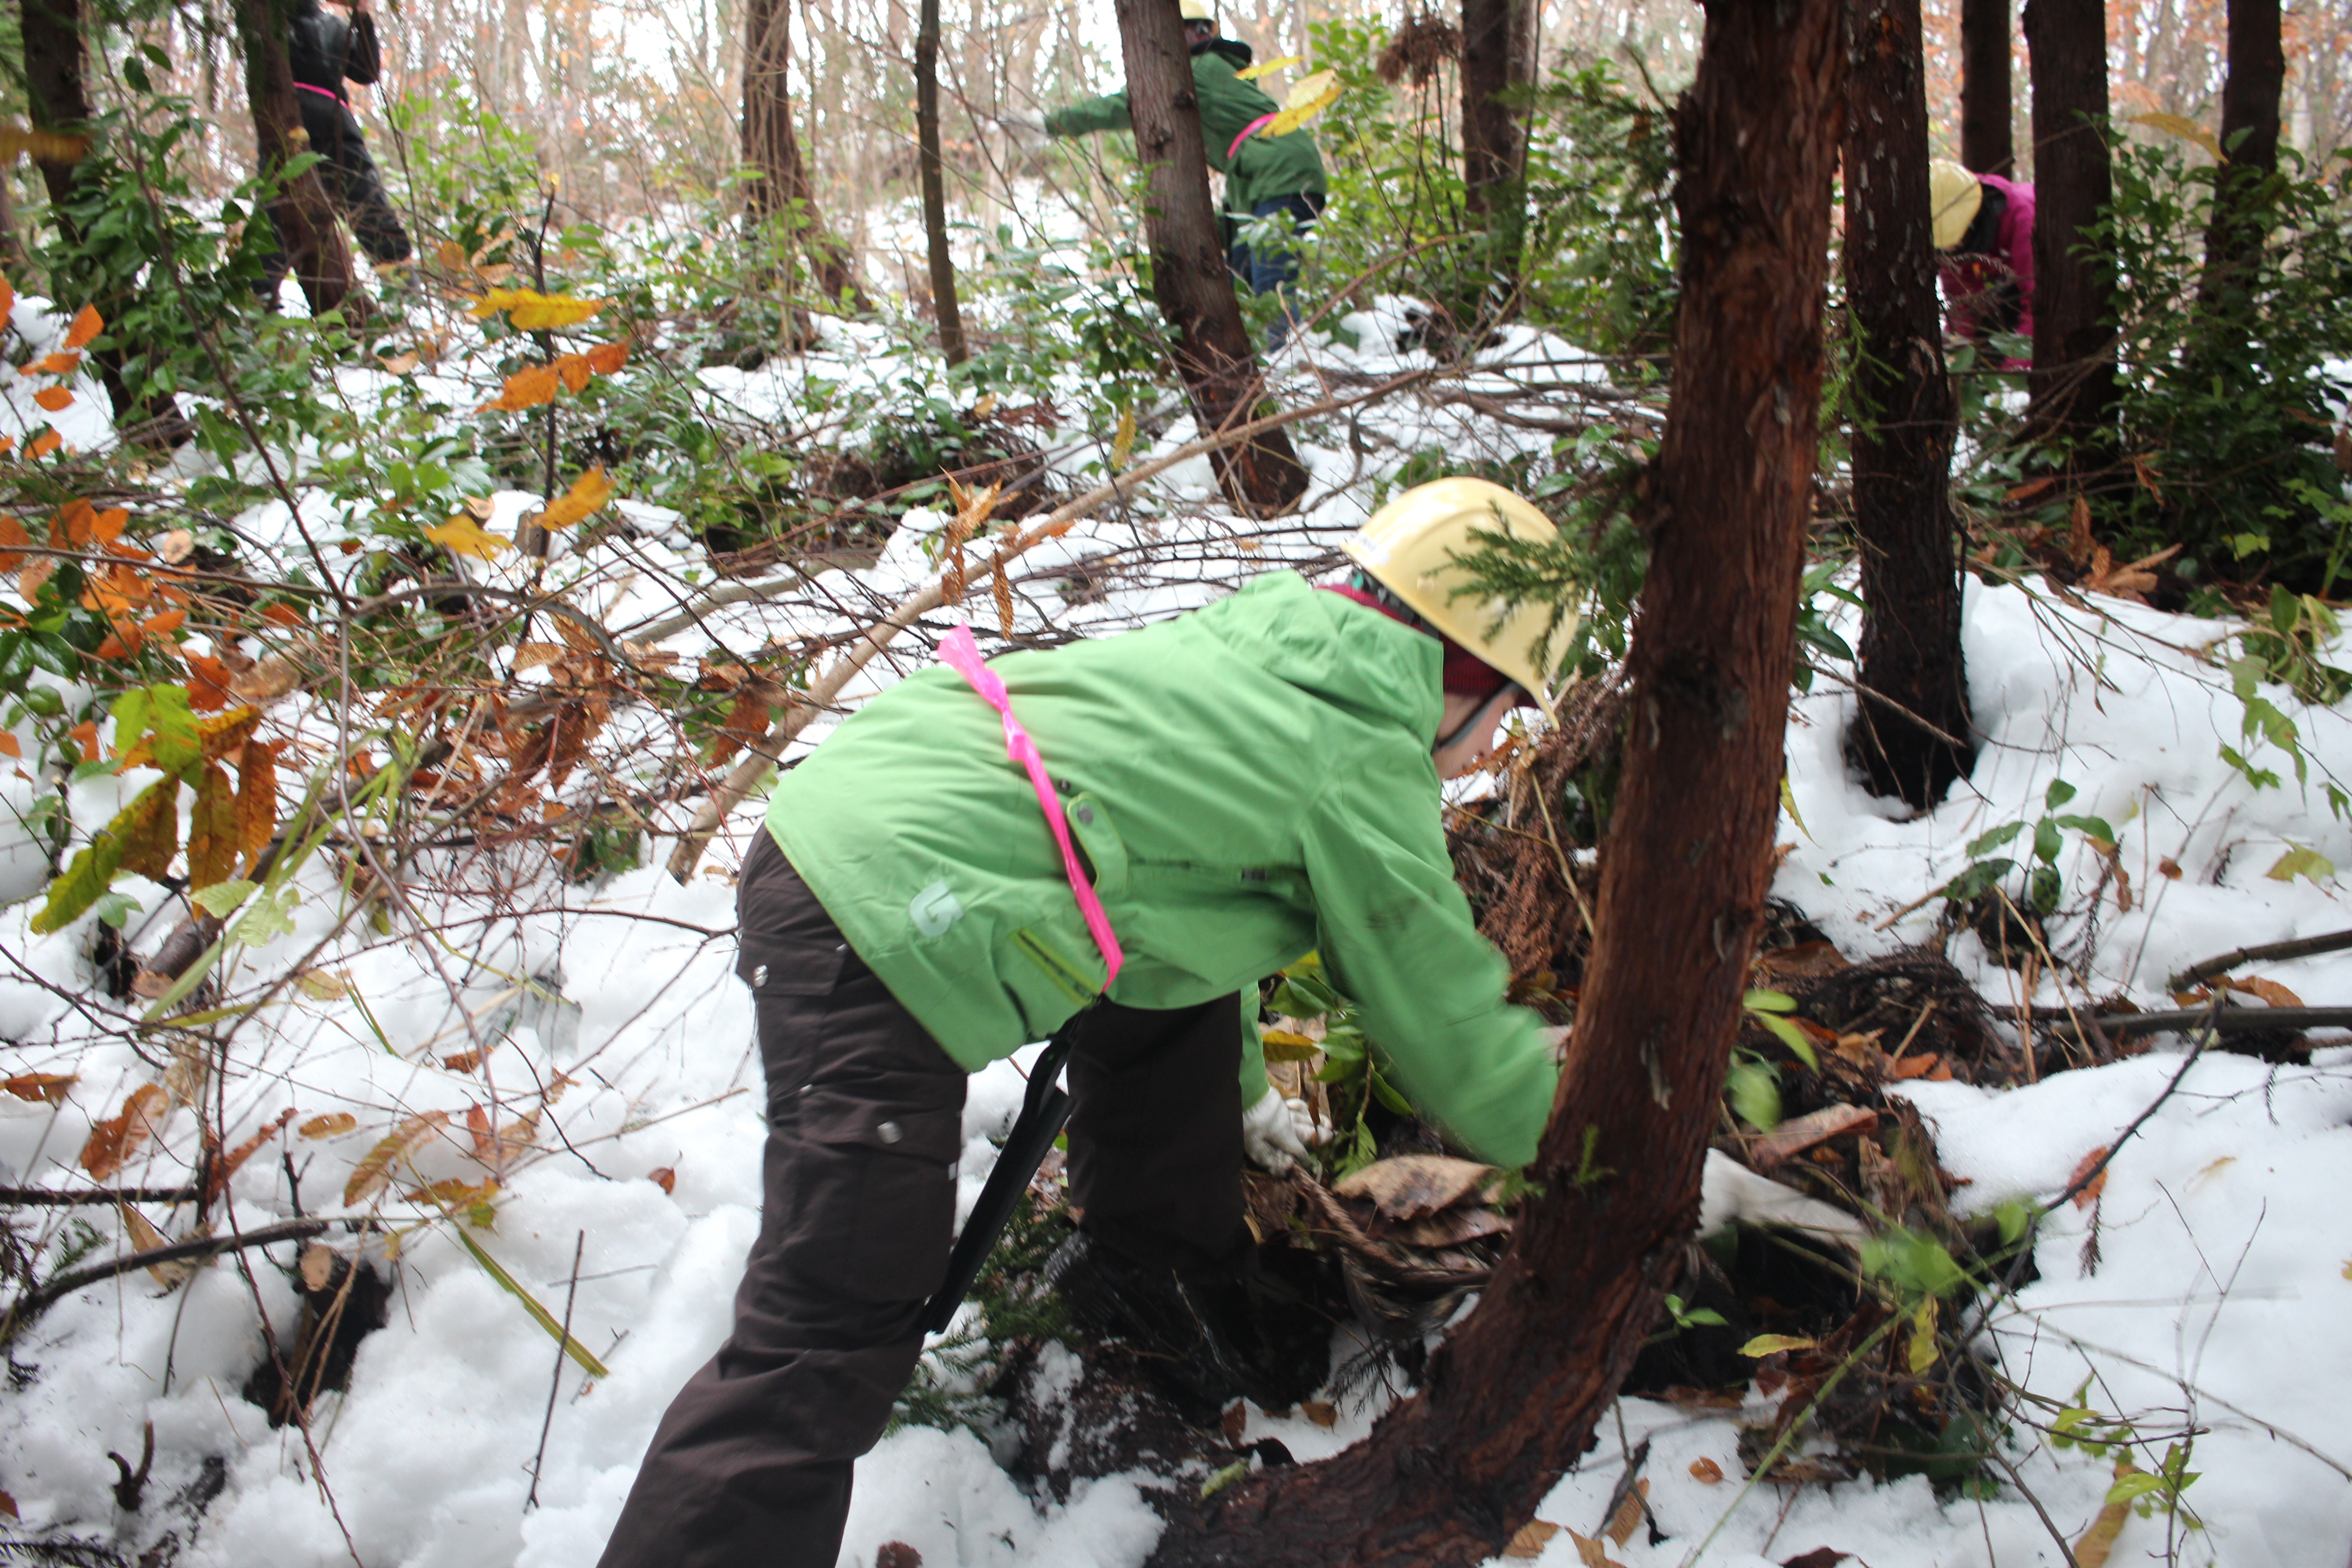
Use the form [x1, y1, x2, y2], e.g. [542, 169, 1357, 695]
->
[526, 1231, 586, 1511]
[4, 1218, 331, 1337]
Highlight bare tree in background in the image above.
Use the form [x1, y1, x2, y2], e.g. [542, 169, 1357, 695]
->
[1109, 0, 1308, 517]
[916, 0, 968, 364]
[2024, 0, 2117, 449]
[1845, 0, 1973, 807]
[1143, 0, 1851, 1552]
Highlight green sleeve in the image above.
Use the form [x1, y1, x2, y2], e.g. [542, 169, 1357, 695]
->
[1240, 1004, 1272, 1107]
[1298, 757, 1560, 1169]
[1046, 90, 1133, 139]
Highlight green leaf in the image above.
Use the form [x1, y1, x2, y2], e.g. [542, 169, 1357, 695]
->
[1752, 1009, 1820, 1070]
[1965, 821, 2026, 857]
[1727, 1060, 1783, 1132]
[449, 1224, 610, 1377]
[2266, 843, 2335, 885]
[1994, 1198, 2034, 1245]
[230, 885, 301, 945]
[2055, 814, 2117, 843]
[1942, 858, 2015, 902]
[2044, 779, 2078, 810]
[2107, 1472, 2168, 1505]
[1861, 1228, 1970, 1300]
[1367, 1064, 1414, 1116]
[91, 891, 141, 929]
[1681, 1306, 1728, 1327]
[1742, 988, 1797, 1014]
[191, 878, 259, 917]
[2033, 817, 2064, 864]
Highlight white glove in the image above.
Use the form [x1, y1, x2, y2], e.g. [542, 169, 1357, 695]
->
[1241, 1088, 1317, 1174]
[998, 110, 1050, 150]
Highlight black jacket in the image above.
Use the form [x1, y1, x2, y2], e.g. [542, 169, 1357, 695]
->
[287, 0, 382, 102]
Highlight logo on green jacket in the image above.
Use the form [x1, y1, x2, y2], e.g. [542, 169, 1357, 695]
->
[910, 879, 965, 938]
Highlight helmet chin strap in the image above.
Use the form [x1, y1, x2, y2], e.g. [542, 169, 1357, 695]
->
[1436, 684, 1517, 753]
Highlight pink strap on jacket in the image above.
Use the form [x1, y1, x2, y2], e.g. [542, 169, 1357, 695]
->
[938, 624, 1124, 987]
[1228, 113, 1278, 162]
[294, 82, 345, 103]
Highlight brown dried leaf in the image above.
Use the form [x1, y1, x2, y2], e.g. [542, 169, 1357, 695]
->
[1689, 1456, 1725, 1484]
[81, 1083, 168, 1181]
[230, 657, 303, 702]
[511, 642, 565, 671]
[299, 1243, 340, 1291]
[206, 1107, 296, 1202]
[2225, 974, 2305, 1009]
[1748, 1104, 1878, 1171]
[647, 1166, 677, 1195]
[1332, 1154, 1494, 1222]
[1564, 1529, 1626, 1568]
[299, 1112, 357, 1139]
[1502, 1520, 1559, 1559]
[1220, 1402, 1247, 1441]
[1299, 1399, 1337, 1427]
[1604, 1479, 1649, 1547]
[185, 760, 239, 892]
[2069, 1145, 2110, 1209]
[117, 1204, 196, 1288]
[235, 739, 279, 864]
[1391, 1205, 1513, 1248]
[2075, 1461, 2137, 1568]
[343, 1110, 451, 1206]
[5, 1072, 76, 1104]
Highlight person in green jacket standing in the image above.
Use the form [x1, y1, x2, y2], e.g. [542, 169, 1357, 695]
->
[1015, 0, 1328, 346]
[596, 478, 1563, 1568]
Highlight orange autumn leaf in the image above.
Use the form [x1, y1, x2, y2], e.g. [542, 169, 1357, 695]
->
[0, 274, 14, 323]
[27, 430, 61, 459]
[185, 652, 235, 712]
[0, 732, 18, 760]
[235, 738, 279, 860]
[32, 386, 73, 412]
[63, 304, 102, 349]
[0, 515, 29, 572]
[536, 465, 613, 529]
[140, 608, 185, 640]
[67, 718, 99, 761]
[90, 507, 127, 544]
[552, 353, 593, 393]
[583, 341, 628, 374]
[81, 1083, 169, 1181]
[2070, 1145, 2111, 1209]
[33, 351, 80, 375]
[260, 602, 306, 627]
[0, 435, 15, 456]
[204, 1107, 297, 1203]
[5, 1071, 75, 1104]
[484, 363, 560, 411]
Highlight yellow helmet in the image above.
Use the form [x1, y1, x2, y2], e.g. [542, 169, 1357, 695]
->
[1929, 159, 1984, 250]
[1341, 477, 1573, 714]
[1179, 0, 1215, 19]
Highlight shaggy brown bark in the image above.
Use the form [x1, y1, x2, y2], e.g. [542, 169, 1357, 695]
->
[742, 0, 865, 309]
[915, 0, 967, 364]
[21, 0, 194, 445]
[1145, 0, 1847, 1553]
[2198, 0, 2283, 300]
[1959, 0, 2013, 174]
[1460, 0, 1537, 299]
[1843, 0, 1974, 807]
[1110, 0, 1308, 517]
[2022, 0, 2117, 446]
[235, 0, 365, 322]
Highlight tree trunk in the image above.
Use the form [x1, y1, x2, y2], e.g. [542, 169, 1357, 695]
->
[1460, 0, 1538, 306]
[0, 168, 29, 279]
[1843, 0, 1974, 807]
[2198, 0, 2283, 302]
[1146, 0, 1847, 1553]
[2022, 0, 2117, 447]
[1959, 0, 2013, 173]
[235, 0, 364, 322]
[915, 0, 967, 365]
[1111, 0, 1308, 518]
[742, 0, 866, 309]
[21, 0, 196, 445]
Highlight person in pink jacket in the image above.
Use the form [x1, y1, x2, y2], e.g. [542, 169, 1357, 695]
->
[1929, 159, 2034, 369]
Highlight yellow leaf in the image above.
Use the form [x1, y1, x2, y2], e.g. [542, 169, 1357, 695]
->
[63, 303, 102, 349]
[185, 760, 239, 892]
[1236, 53, 1304, 79]
[299, 1111, 357, 1139]
[2130, 111, 2225, 162]
[434, 239, 470, 271]
[426, 514, 512, 559]
[1260, 1028, 1321, 1063]
[343, 1110, 451, 1206]
[1739, 1333, 1816, 1357]
[583, 341, 628, 374]
[484, 363, 560, 411]
[1263, 73, 1341, 136]
[466, 287, 607, 330]
[293, 968, 348, 1001]
[1906, 1298, 1940, 1375]
[379, 349, 421, 375]
[537, 465, 613, 529]
[969, 391, 998, 420]
[1112, 405, 1137, 467]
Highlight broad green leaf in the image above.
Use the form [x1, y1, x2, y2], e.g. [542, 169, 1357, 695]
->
[2033, 817, 2064, 864]
[1738, 1333, 1816, 1357]
[1743, 988, 1797, 1013]
[1727, 1060, 1782, 1132]
[1965, 821, 2026, 857]
[230, 885, 301, 945]
[191, 878, 258, 917]
[1752, 1009, 1820, 1071]
[32, 832, 125, 933]
[2044, 779, 2078, 809]
[2267, 843, 2335, 884]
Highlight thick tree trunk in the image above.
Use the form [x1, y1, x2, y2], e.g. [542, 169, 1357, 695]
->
[1111, 0, 1308, 518]
[1843, 0, 1974, 807]
[1959, 0, 2013, 173]
[235, 0, 364, 322]
[915, 0, 966, 365]
[742, 0, 866, 309]
[1145, 0, 1847, 1555]
[1460, 0, 1538, 304]
[2198, 0, 2283, 301]
[2022, 0, 2117, 446]
[22, 0, 195, 445]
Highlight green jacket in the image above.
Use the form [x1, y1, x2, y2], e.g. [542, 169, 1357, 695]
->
[763, 573, 1558, 1169]
[1044, 39, 1328, 218]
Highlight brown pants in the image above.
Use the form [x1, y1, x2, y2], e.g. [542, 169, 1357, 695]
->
[597, 831, 1246, 1568]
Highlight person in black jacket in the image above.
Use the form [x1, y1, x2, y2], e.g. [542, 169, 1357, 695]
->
[267, 0, 412, 295]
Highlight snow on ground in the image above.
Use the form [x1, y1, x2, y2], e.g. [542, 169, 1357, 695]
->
[5, 300, 2352, 1567]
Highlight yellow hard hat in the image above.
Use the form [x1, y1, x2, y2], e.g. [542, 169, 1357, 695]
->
[1341, 477, 1573, 714]
[1929, 159, 1984, 250]
[1179, 0, 1215, 20]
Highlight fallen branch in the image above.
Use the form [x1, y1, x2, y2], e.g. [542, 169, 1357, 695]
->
[0, 1185, 202, 1206]
[2168, 928, 2352, 990]
[3, 1217, 329, 1341]
[662, 367, 1434, 882]
[2087, 1005, 2352, 1039]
